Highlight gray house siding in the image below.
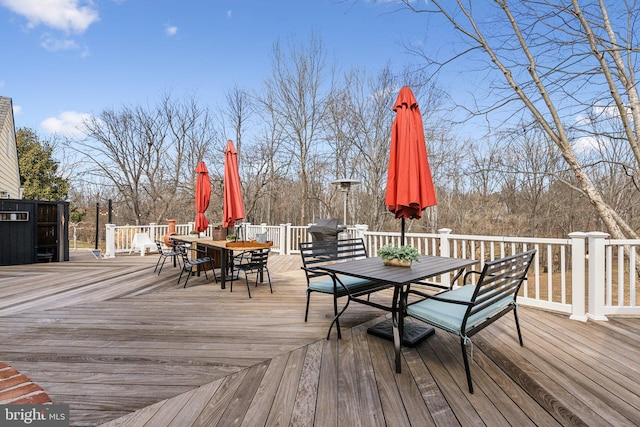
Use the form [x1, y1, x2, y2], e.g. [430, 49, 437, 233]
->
[0, 96, 21, 199]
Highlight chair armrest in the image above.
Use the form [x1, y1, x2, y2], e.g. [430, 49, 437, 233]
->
[425, 294, 473, 306]
[302, 266, 322, 274]
[411, 280, 450, 291]
[191, 248, 210, 256]
[405, 288, 434, 300]
[462, 270, 483, 284]
[406, 288, 474, 307]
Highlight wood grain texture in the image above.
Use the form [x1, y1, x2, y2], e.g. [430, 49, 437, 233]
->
[0, 251, 639, 426]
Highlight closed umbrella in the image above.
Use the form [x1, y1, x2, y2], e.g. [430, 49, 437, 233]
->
[385, 86, 437, 245]
[195, 161, 211, 233]
[223, 140, 245, 231]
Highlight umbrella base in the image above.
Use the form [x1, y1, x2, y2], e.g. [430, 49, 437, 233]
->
[367, 318, 434, 347]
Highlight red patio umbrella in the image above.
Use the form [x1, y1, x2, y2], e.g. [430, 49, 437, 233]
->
[223, 140, 245, 231]
[195, 161, 211, 233]
[385, 86, 437, 245]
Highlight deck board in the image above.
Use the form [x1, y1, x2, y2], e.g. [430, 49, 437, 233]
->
[1, 251, 639, 426]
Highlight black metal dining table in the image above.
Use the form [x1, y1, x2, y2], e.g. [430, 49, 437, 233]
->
[320, 254, 478, 373]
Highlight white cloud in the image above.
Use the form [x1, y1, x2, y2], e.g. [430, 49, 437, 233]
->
[12, 105, 22, 115]
[41, 111, 91, 137]
[572, 136, 602, 154]
[0, 0, 99, 33]
[165, 23, 178, 36]
[574, 114, 591, 126]
[593, 104, 621, 118]
[41, 35, 79, 51]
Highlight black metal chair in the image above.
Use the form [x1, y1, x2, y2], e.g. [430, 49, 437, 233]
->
[231, 249, 272, 298]
[298, 238, 391, 338]
[154, 240, 181, 275]
[176, 244, 216, 288]
[403, 250, 536, 393]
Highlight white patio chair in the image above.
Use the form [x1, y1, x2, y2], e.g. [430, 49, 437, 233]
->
[129, 233, 156, 256]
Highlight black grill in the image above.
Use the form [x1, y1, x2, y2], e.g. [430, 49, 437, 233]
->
[308, 218, 347, 242]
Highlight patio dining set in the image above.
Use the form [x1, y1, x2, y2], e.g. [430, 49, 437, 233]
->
[151, 230, 535, 394]
[153, 235, 273, 298]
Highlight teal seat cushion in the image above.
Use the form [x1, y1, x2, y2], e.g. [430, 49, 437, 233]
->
[406, 285, 513, 335]
[308, 274, 376, 294]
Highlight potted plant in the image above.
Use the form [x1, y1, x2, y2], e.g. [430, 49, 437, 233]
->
[226, 233, 237, 242]
[377, 244, 421, 267]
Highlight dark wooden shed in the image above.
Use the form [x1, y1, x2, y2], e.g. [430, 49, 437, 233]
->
[0, 199, 69, 265]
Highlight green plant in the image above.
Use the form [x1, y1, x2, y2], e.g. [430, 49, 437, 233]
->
[189, 230, 199, 235]
[226, 233, 237, 240]
[377, 244, 421, 262]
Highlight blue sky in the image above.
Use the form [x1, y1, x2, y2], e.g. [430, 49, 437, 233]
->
[0, 0, 440, 137]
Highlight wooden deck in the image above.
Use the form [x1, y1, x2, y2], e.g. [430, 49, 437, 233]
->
[1, 252, 639, 426]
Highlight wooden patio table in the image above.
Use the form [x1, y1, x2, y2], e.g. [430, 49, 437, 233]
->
[320, 254, 478, 373]
[171, 235, 271, 289]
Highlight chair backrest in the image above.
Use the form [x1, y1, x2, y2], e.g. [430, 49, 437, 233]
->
[131, 232, 154, 249]
[155, 240, 166, 254]
[299, 238, 368, 281]
[248, 248, 269, 267]
[176, 244, 191, 265]
[464, 249, 536, 328]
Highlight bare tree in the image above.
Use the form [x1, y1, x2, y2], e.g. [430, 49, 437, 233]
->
[397, 0, 640, 240]
[259, 32, 331, 225]
[69, 94, 216, 225]
[222, 85, 255, 159]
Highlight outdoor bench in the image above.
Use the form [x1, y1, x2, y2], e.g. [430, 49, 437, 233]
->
[403, 249, 537, 393]
[299, 238, 392, 338]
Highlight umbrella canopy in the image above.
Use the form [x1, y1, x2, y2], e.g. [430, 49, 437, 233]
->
[194, 161, 211, 233]
[385, 86, 437, 244]
[223, 140, 245, 229]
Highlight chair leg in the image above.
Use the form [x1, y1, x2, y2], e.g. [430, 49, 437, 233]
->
[183, 267, 192, 288]
[304, 290, 311, 322]
[333, 294, 342, 339]
[266, 269, 272, 293]
[154, 256, 162, 273]
[157, 257, 168, 275]
[210, 261, 218, 282]
[514, 307, 524, 346]
[177, 268, 185, 285]
[461, 337, 474, 394]
[245, 274, 252, 298]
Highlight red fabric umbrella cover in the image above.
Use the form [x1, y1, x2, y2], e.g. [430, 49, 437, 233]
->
[195, 161, 211, 233]
[385, 86, 437, 221]
[223, 140, 245, 229]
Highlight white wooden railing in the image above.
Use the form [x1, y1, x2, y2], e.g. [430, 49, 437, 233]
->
[102, 222, 640, 320]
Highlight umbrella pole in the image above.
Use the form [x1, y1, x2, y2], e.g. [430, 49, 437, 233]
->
[401, 217, 405, 246]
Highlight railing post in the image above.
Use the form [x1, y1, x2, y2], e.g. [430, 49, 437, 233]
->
[587, 231, 609, 321]
[105, 224, 116, 258]
[149, 223, 157, 241]
[279, 223, 288, 255]
[354, 224, 368, 240]
[438, 228, 452, 258]
[568, 232, 587, 321]
[438, 228, 452, 286]
[188, 222, 195, 234]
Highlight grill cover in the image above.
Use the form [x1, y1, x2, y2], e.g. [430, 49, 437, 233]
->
[308, 218, 346, 241]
